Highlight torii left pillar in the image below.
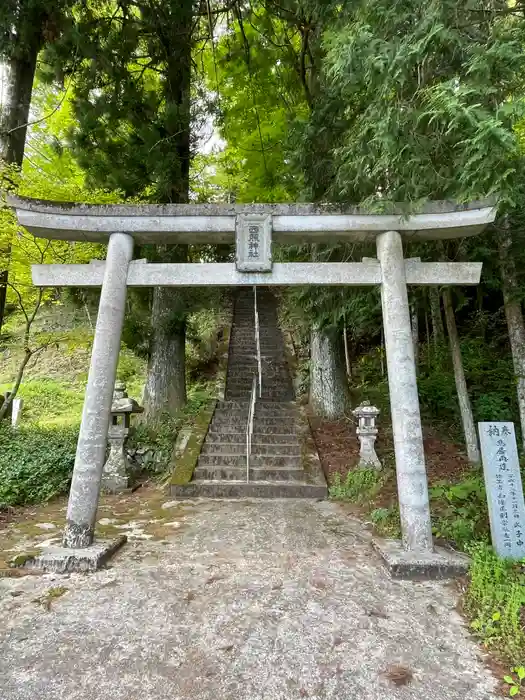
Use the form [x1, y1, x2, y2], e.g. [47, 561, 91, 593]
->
[64, 232, 134, 548]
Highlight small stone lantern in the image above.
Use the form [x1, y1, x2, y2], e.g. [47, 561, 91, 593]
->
[352, 401, 381, 470]
[101, 381, 143, 494]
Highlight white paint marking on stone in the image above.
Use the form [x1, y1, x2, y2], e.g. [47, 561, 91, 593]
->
[479, 421, 525, 560]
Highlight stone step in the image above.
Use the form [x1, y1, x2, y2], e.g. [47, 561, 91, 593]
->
[194, 466, 305, 482]
[229, 337, 282, 342]
[227, 349, 284, 355]
[212, 410, 298, 422]
[226, 380, 292, 386]
[226, 380, 292, 400]
[170, 288, 326, 503]
[217, 400, 297, 410]
[227, 368, 287, 374]
[198, 454, 302, 468]
[205, 432, 299, 445]
[230, 335, 282, 342]
[211, 415, 297, 427]
[201, 442, 301, 456]
[227, 349, 284, 356]
[213, 406, 299, 417]
[225, 380, 292, 388]
[225, 392, 295, 401]
[225, 384, 292, 393]
[230, 333, 281, 339]
[171, 480, 328, 499]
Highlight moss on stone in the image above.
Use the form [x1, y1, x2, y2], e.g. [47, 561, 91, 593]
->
[171, 401, 216, 486]
[9, 551, 39, 568]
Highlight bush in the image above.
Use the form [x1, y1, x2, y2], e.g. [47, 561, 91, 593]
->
[430, 474, 490, 550]
[0, 423, 78, 506]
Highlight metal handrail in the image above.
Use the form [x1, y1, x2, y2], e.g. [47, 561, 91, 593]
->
[254, 286, 262, 398]
[246, 374, 256, 482]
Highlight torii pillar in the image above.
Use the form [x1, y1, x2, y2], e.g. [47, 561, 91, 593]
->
[8, 196, 496, 577]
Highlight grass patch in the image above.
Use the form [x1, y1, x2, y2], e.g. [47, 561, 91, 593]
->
[329, 468, 384, 503]
[465, 542, 525, 666]
[32, 586, 69, 611]
[369, 506, 402, 539]
[0, 378, 86, 427]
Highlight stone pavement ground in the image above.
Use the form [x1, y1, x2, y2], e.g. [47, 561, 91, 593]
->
[0, 491, 497, 700]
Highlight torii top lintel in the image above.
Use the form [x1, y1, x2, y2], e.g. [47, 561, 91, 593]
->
[8, 195, 497, 244]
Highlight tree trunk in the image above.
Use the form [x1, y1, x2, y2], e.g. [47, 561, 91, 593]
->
[0, 51, 38, 167]
[0, 40, 41, 332]
[142, 287, 187, 421]
[443, 288, 480, 463]
[309, 327, 348, 419]
[429, 286, 444, 349]
[498, 227, 525, 451]
[141, 2, 192, 421]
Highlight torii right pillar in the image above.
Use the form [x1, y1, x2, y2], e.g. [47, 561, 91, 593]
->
[374, 230, 469, 579]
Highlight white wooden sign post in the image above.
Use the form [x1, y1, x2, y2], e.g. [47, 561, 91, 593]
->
[479, 421, 525, 560]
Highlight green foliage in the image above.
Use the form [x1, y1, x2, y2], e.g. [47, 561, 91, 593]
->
[0, 379, 86, 427]
[370, 506, 401, 539]
[329, 468, 383, 503]
[321, 0, 525, 205]
[430, 475, 489, 550]
[465, 542, 525, 665]
[505, 667, 525, 697]
[0, 423, 78, 506]
[128, 383, 213, 474]
[43, 0, 195, 203]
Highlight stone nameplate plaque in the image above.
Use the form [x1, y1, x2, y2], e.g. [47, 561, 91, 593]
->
[479, 421, 525, 559]
[235, 214, 272, 272]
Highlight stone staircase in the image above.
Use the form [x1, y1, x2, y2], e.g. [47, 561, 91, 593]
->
[171, 287, 327, 499]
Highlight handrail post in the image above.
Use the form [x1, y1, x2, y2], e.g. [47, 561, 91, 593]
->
[254, 286, 262, 398]
[246, 375, 256, 483]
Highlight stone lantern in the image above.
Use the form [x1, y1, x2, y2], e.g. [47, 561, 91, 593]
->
[101, 381, 144, 494]
[352, 401, 381, 470]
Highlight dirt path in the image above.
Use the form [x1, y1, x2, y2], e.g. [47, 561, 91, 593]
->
[0, 494, 496, 700]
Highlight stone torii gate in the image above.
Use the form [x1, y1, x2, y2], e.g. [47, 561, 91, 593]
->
[9, 196, 496, 577]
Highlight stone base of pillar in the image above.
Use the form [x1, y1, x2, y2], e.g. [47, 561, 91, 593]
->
[10, 536, 127, 574]
[373, 538, 469, 580]
[101, 474, 129, 494]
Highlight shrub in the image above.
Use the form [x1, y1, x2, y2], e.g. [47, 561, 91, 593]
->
[430, 474, 490, 550]
[0, 423, 78, 506]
